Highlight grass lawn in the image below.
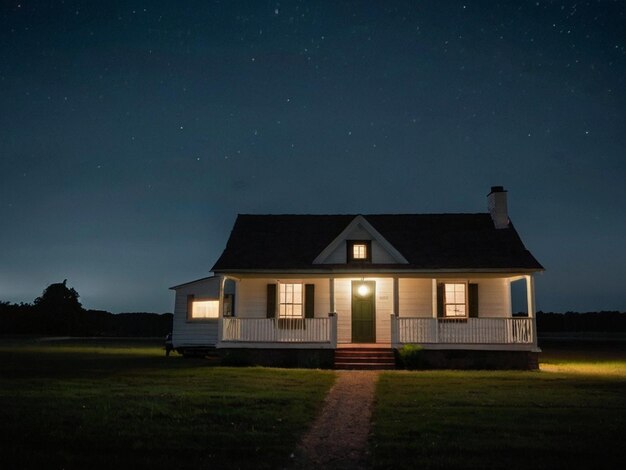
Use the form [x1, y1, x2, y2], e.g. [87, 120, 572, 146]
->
[371, 341, 626, 469]
[0, 338, 335, 470]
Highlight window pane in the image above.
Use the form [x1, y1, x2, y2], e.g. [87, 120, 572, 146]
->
[455, 284, 466, 300]
[444, 283, 466, 317]
[279, 283, 303, 318]
[353, 243, 367, 259]
[192, 300, 219, 319]
[293, 304, 302, 317]
[446, 305, 465, 317]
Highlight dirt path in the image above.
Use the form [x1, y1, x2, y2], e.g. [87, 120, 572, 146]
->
[291, 371, 380, 470]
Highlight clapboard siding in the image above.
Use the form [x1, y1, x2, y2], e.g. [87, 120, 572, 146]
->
[374, 278, 393, 342]
[237, 278, 269, 319]
[311, 279, 331, 318]
[171, 277, 221, 347]
[335, 279, 352, 343]
[399, 278, 433, 317]
[237, 277, 331, 319]
[397, 278, 510, 319]
[470, 278, 510, 317]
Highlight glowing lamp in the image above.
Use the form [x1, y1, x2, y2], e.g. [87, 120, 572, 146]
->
[357, 283, 370, 297]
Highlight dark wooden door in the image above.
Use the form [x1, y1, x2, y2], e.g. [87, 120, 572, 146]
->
[351, 281, 376, 343]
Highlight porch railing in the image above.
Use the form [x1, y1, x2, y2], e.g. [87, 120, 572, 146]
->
[221, 317, 336, 344]
[392, 317, 534, 345]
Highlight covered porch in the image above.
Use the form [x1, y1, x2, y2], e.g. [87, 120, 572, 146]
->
[215, 273, 538, 350]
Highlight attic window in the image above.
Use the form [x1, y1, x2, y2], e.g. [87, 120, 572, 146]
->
[347, 240, 371, 263]
[353, 244, 367, 259]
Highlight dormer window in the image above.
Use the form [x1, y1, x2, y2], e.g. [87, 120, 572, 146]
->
[347, 240, 371, 263]
[353, 244, 367, 259]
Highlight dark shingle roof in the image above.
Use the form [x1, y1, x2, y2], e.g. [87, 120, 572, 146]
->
[211, 214, 544, 272]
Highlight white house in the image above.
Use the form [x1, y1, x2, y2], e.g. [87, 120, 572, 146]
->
[170, 186, 543, 369]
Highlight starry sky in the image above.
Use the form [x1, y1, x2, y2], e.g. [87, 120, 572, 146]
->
[1, 1, 625, 313]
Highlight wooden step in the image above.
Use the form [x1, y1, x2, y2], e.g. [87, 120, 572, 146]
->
[334, 362, 397, 370]
[335, 349, 395, 355]
[334, 348, 396, 370]
[335, 357, 395, 365]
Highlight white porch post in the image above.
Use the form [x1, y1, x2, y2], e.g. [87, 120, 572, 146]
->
[217, 275, 226, 346]
[218, 275, 225, 315]
[392, 277, 400, 347]
[526, 274, 538, 349]
[432, 279, 439, 342]
[329, 312, 337, 348]
[431, 279, 438, 318]
[329, 277, 335, 313]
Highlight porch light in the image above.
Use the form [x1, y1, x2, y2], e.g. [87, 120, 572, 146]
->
[357, 283, 370, 297]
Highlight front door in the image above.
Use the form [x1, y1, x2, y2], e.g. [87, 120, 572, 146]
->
[351, 281, 376, 343]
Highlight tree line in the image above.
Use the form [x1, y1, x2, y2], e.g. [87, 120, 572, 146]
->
[535, 311, 626, 332]
[0, 280, 172, 337]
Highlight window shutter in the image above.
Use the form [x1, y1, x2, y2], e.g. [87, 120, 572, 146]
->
[436, 284, 444, 318]
[267, 284, 277, 318]
[305, 284, 315, 318]
[187, 294, 194, 320]
[469, 283, 479, 318]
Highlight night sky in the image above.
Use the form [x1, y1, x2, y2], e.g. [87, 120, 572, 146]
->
[1, 1, 625, 313]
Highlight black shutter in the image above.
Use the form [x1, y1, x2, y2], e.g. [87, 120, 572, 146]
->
[468, 283, 479, 318]
[437, 284, 444, 318]
[187, 294, 194, 320]
[267, 284, 277, 318]
[305, 284, 315, 318]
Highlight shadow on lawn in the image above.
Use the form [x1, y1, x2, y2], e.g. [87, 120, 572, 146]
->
[0, 337, 213, 380]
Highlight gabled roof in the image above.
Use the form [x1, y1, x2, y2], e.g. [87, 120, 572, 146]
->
[313, 215, 408, 264]
[211, 214, 544, 272]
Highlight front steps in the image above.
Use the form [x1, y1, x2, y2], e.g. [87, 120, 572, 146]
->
[334, 347, 396, 370]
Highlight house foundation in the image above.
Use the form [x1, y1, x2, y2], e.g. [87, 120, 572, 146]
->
[219, 348, 335, 368]
[395, 349, 539, 370]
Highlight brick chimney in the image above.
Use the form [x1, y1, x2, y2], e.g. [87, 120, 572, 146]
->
[487, 186, 509, 229]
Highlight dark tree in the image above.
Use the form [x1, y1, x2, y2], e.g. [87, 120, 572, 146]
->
[34, 280, 83, 334]
[35, 279, 82, 311]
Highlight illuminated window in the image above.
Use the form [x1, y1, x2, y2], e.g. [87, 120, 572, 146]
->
[279, 283, 303, 318]
[444, 283, 467, 317]
[353, 244, 367, 259]
[190, 300, 219, 319]
[347, 240, 371, 262]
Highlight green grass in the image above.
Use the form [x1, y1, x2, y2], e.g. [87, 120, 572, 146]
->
[370, 342, 626, 469]
[5, 338, 626, 470]
[0, 338, 335, 470]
